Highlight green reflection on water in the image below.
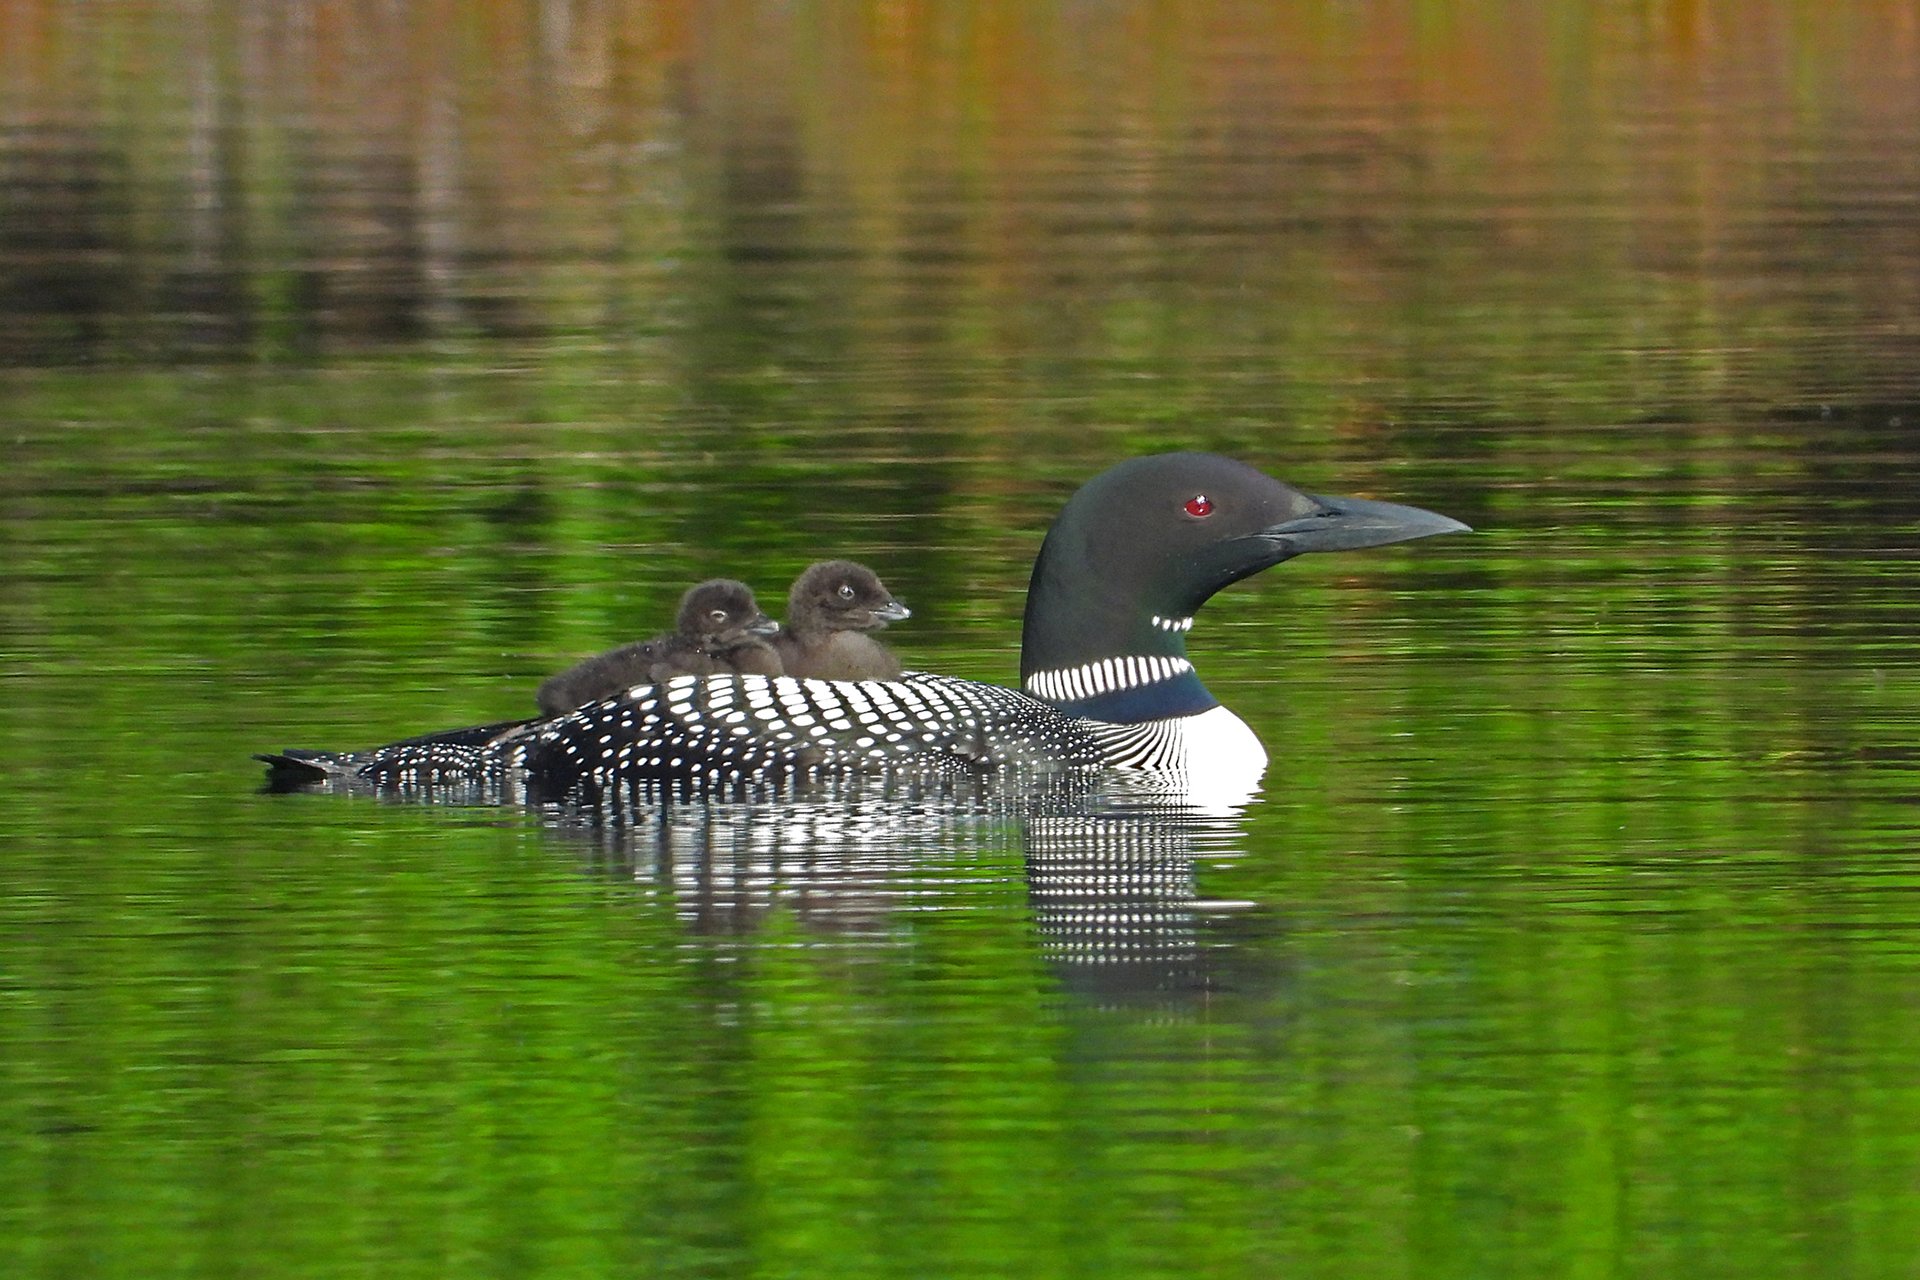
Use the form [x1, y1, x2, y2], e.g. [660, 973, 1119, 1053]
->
[5, 354, 1920, 1278]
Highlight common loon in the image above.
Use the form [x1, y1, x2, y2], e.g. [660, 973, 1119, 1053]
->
[774, 560, 909, 681]
[535, 578, 781, 716]
[257, 453, 1467, 797]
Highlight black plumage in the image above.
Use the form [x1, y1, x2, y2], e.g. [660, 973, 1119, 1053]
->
[259, 454, 1470, 797]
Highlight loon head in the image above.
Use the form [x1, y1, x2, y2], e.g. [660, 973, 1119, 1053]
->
[1020, 452, 1469, 721]
[677, 579, 781, 652]
[786, 560, 911, 638]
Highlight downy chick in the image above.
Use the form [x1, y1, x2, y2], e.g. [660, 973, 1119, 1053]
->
[536, 578, 781, 716]
[773, 560, 909, 681]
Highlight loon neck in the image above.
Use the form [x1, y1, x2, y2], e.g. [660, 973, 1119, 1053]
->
[1023, 657, 1218, 724]
[1020, 590, 1220, 724]
[1019, 515, 1233, 724]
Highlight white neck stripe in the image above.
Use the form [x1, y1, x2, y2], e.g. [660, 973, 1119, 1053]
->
[1151, 614, 1194, 633]
[1024, 654, 1195, 703]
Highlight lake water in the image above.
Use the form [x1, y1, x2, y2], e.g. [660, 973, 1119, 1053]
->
[5, 4, 1920, 1277]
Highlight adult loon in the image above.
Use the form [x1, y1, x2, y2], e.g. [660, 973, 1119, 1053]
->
[774, 560, 909, 681]
[257, 453, 1467, 797]
[535, 578, 781, 716]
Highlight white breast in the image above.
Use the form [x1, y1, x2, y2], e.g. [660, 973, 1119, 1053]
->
[1086, 704, 1269, 810]
[1169, 704, 1268, 777]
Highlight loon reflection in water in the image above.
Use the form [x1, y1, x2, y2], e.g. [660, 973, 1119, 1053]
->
[516, 771, 1270, 1008]
[258, 453, 1468, 803]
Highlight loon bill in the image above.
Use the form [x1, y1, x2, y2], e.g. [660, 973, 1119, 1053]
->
[257, 452, 1469, 799]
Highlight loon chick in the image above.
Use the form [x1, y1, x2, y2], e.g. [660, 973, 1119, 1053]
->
[773, 560, 910, 681]
[258, 453, 1468, 796]
[535, 579, 781, 716]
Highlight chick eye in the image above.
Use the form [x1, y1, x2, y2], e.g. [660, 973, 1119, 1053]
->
[1184, 494, 1214, 518]
[709, 609, 729, 623]
[837, 584, 856, 600]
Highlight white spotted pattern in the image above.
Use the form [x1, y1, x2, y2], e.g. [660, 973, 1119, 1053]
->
[455, 673, 1111, 798]
[290, 669, 1267, 802]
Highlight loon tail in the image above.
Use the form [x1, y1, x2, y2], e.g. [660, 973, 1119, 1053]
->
[254, 749, 349, 790]
[257, 717, 537, 791]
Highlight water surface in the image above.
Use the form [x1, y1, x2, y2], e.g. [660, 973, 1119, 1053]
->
[4, 4, 1920, 1277]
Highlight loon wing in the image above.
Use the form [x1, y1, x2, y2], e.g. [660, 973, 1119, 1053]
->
[500, 672, 1104, 798]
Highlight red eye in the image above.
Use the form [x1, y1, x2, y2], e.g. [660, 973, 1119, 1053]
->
[1184, 494, 1213, 518]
